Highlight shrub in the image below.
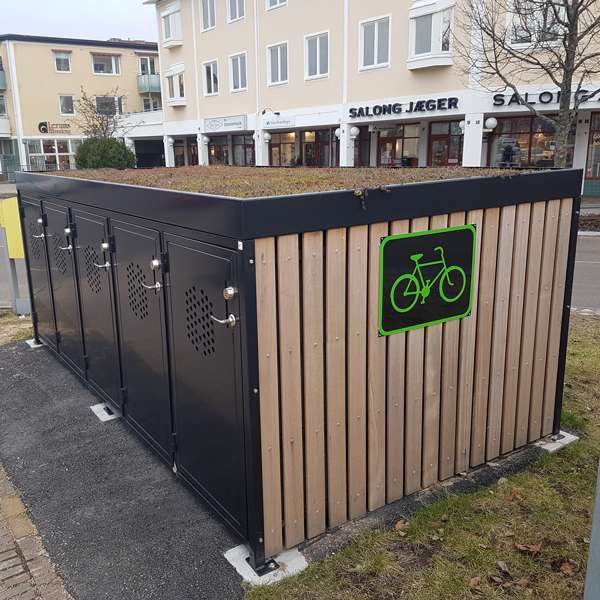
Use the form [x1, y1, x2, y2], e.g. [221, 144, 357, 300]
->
[75, 138, 136, 170]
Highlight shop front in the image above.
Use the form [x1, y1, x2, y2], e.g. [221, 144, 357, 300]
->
[585, 112, 600, 196]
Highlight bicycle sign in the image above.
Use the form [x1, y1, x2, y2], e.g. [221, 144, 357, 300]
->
[379, 224, 477, 336]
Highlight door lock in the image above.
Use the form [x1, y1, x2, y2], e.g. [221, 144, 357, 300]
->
[64, 227, 72, 235]
[223, 286, 237, 300]
[101, 241, 110, 251]
[210, 313, 238, 327]
[150, 258, 161, 271]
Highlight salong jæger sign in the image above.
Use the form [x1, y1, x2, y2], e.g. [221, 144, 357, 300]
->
[379, 225, 477, 336]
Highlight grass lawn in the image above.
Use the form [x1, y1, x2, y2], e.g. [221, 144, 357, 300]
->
[247, 315, 600, 600]
[0, 310, 32, 346]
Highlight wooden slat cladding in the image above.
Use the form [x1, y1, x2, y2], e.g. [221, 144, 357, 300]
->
[256, 199, 574, 558]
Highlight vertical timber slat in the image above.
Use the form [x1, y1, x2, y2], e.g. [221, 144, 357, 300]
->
[486, 205, 516, 461]
[455, 209, 484, 473]
[470, 207, 500, 467]
[422, 214, 447, 487]
[529, 200, 560, 442]
[325, 228, 348, 527]
[276, 234, 305, 547]
[255, 237, 283, 557]
[367, 222, 389, 511]
[501, 202, 531, 454]
[515, 201, 546, 447]
[386, 219, 409, 502]
[347, 225, 369, 519]
[404, 216, 429, 494]
[440, 211, 465, 480]
[542, 198, 573, 436]
[302, 231, 326, 539]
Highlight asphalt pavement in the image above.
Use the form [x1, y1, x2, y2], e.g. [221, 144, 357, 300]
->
[574, 233, 600, 314]
[0, 342, 244, 600]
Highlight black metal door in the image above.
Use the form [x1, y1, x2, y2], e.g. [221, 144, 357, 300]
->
[44, 203, 84, 374]
[112, 220, 172, 460]
[165, 234, 246, 536]
[72, 209, 120, 406]
[21, 198, 56, 349]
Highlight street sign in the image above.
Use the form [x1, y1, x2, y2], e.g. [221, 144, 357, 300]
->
[379, 224, 477, 336]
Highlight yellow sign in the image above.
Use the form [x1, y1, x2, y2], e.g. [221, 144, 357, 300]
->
[0, 197, 25, 259]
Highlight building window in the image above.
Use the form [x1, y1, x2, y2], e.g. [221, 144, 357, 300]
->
[162, 11, 182, 41]
[92, 54, 120, 75]
[488, 116, 575, 168]
[59, 95, 75, 115]
[268, 42, 288, 85]
[202, 0, 216, 30]
[25, 138, 83, 171]
[230, 53, 247, 92]
[301, 130, 339, 167]
[270, 132, 297, 166]
[360, 16, 390, 70]
[511, 0, 561, 44]
[586, 113, 600, 180]
[441, 8, 452, 51]
[95, 96, 123, 115]
[204, 60, 219, 95]
[377, 124, 420, 167]
[140, 56, 157, 75]
[143, 97, 161, 111]
[54, 51, 71, 72]
[411, 8, 453, 57]
[305, 32, 329, 79]
[0, 95, 6, 115]
[233, 135, 255, 166]
[229, 0, 245, 21]
[208, 136, 229, 165]
[167, 73, 185, 99]
[429, 121, 463, 166]
[267, 0, 286, 9]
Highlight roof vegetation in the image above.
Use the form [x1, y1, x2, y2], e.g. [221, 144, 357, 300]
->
[56, 166, 525, 198]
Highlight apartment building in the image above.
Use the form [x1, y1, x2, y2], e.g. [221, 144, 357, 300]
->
[144, 0, 600, 194]
[0, 34, 163, 176]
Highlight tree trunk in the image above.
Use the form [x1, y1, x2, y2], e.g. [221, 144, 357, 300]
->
[554, 118, 572, 169]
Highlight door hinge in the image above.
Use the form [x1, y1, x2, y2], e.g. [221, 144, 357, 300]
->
[68, 222, 77, 239]
[83, 354, 90, 370]
[108, 235, 116, 253]
[120, 387, 128, 405]
[160, 252, 170, 273]
[40, 213, 48, 227]
[171, 432, 178, 453]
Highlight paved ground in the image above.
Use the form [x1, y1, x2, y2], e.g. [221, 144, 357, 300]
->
[582, 197, 600, 215]
[573, 233, 600, 315]
[0, 342, 244, 600]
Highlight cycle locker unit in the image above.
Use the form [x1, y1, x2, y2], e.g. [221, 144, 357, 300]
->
[16, 169, 582, 570]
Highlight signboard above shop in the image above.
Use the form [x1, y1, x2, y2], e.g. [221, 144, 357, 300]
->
[203, 115, 248, 133]
[349, 97, 459, 120]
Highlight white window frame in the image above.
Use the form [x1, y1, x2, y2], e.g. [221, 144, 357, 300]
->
[229, 52, 248, 93]
[407, 1, 455, 69]
[267, 41, 289, 86]
[359, 15, 391, 71]
[161, 6, 183, 46]
[139, 56, 157, 75]
[53, 51, 71, 73]
[202, 0, 217, 31]
[266, 0, 286, 10]
[0, 95, 6, 116]
[91, 53, 121, 76]
[58, 95, 75, 116]
[228, 0, 245, 22]
[94, 95, 123, 116]
[304, 30, 329, 80]
[143, 96, 161, 112]
[203, 59, 219, 96]
[507, 0, 564, 48]
[165, 67, 186, 103]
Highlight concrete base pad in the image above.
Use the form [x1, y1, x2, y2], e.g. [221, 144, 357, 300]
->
[25, 339, 44, 349]
[534, 430, 579, 453]
[89, 403, 121, 423]
[224, 544, 308, 585]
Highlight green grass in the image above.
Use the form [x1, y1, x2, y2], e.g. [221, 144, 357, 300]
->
[0, 310, 33, 345]
[247, 315, 600, 600]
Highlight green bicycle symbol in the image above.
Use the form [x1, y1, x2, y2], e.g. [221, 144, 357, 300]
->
[390, 246, 467, 314]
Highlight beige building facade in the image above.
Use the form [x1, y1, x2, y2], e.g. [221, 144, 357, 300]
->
[0, 34, 163, 175]
[145, 0, 600, 194]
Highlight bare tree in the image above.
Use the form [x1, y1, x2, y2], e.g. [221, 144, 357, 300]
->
[454, 0, 600, 167]
[75, 87, 131, 139]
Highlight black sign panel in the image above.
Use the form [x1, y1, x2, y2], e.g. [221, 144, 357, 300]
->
[379, 225, 477, 336]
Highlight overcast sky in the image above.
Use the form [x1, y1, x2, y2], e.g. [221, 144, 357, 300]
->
[2, 0, 158, 42]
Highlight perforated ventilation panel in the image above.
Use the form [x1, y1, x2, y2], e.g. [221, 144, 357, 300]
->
[84, 246, 102, 295]
[52, 235, 68, 275]
[184, 286, 216, 357]
[29, 223, 42, 261]
[126, 263, 149, 320]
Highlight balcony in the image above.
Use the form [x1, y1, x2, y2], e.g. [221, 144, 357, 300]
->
[0, 71, 6, 91]
[137, 73, 161, 94]
[0, 116, 10, 136]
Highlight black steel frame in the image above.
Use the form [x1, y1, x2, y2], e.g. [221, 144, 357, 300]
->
[15, 168, 583, 571]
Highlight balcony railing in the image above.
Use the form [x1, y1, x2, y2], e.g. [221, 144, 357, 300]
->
[0, 71, 6, 91]
[137, 73, 161, 94]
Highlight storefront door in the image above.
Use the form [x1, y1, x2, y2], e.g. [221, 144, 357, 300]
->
[428, 121, 463, 166]
[586, 113, 600, 180]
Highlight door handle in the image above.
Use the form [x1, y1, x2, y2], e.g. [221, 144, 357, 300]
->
[94, 261, 111, 270]
[142, 281, 162, 291]
[59, 244, 73, 252]
[210, 313, 238, 327]
[32, 233, 45, 239]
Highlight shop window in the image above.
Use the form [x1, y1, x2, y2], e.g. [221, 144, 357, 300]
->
[354, 126, 371, 167]
[26, 138, 82, 172]
[230, 53, 247, 92]
[233, 135, 255, 166]
[378, 124, 420, 167]
[360, 16, 390, 69]
[174, 140, 186, 167]
[488, 116, 575, 168]
[268, 43, 288, 85]
[92, 54, 120, 75]
[429, 120, 463, 166]
[204, 60, 219, 95]
[270, 132, 296, 166]
[54, 51, 71, 73]
[301, 130, 338, 167]
[229, 0, 245, 21]
[202, 0, 216, 30]
[209, 136, 229, 165]
[306, 32, 329, 79]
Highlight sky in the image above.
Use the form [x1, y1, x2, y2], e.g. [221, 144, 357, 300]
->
[2, 0, 158, 42]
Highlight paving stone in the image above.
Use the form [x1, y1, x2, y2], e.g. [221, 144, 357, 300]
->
[0, 571, 29, 588]
[0, 500, 25, 521]
[27, 556, 57, 587]
[0, 581, 35, 600]
[4, 517, 34, 542]
[0, 565, 25, 581]
[15, 537, 43, 563]
[0, 557, 21, 571]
